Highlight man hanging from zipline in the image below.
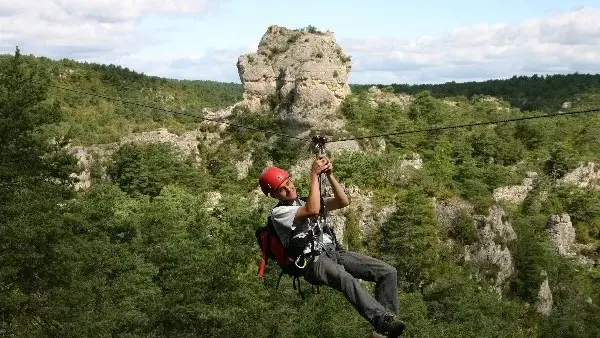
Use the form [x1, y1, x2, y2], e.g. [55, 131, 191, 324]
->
[257, 137, 406, 338]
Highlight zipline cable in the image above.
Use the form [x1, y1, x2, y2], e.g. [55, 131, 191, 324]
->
[0, 74, 305, 141]
[49, 82, 306, 140]
[4, 73, 600, 146]
[326, 107, 600, 143]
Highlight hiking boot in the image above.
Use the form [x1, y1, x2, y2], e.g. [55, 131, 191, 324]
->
[376, 313, 405, 338]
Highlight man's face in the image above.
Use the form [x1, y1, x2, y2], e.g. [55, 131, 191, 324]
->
[272, 177, 297, 201]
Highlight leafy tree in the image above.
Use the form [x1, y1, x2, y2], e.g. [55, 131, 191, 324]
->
[509, 215, 557, 303]
[544, 141, 580, 179]
[408, 91, 443, 124]
[52, 184, 159, 337]
[0, 47, 78, 336]
[380, 188, 441, 292]
[422, 273, 528, 338]
[107, 142, 209, 197]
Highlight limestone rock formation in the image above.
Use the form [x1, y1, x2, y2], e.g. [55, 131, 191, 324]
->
[434, 197, 475, 235]
[237, 25, 352, 134]
[465, 205, 517, 294]
[547, 214, 577, 256]
[327, 186, 375, 244]
[493, 172, 539, 204]
[546, 214, 597, 266]
[366, 86, 412, 108]
[536, 272, 553, 316]
[558, 162, 600, 188]
[66, 127, 225, 190]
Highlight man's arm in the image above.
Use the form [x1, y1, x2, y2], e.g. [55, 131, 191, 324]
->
[295, 156, 329, 220]
[325, 170, 349, 211]
[294, 170, 321, 220]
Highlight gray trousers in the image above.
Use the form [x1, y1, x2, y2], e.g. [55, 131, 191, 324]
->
[303, 244, 399, 328]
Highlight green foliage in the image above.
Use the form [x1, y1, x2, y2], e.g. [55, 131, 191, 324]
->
[334, 150, 421, 192]
[408, 91, 443, 124]
[107, 142, 209, 197]
[54, 184, 159, 337]
[0, 48, 77, 188]
[450, 210, 478, 245]
[542, 186, 600, 246]
[544, 141, 580, 178]
[380, 188, 441, 292]
[355, 73, 600, 112]
[300, 25, 323, 34]
[509, 214, 557, 302]
[5, 47, 600, 337]
[421, 273, 528, 338]
[343, 209, 363, 252]
[227, 105, 303, 171]
[538, 259, 600, 338]
[0, 48, 78, 337]
[419, 144, 457, 198]
[0, 53, 243, 145]
[340, 92, 423, 150]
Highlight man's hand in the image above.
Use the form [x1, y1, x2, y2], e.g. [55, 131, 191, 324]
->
[311, 155, 332, 175]
[323, 158, 333, 176]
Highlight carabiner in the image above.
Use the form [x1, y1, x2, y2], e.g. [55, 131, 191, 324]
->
[294, 256, 307, 269]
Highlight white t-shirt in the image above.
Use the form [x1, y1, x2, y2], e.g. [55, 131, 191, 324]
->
[270, 198, 333, 252]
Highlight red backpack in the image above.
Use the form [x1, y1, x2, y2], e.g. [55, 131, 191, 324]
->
[255, 215, 307, 298]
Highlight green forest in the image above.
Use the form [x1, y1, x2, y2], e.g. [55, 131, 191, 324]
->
[353, 73, 600, 113]
[2, 48, 600, 337]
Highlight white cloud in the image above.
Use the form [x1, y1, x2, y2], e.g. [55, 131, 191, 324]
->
[146, 7, 600, 85]
[0, 0, 223, 58]
[2, 4, 598, 85]
[341, 7, 600, 84]
[115, 47, 246, 83]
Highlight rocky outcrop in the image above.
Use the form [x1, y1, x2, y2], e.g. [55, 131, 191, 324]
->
[465, 205, 517, 294]
[536, 272, 553, 316]
[558, 162, 600, 188]
[69, 147, 94, 190]
[434, 197, 474, 235]
[327, 186, 375, 244]
[493, 172, 539, 204]
[325, 140, 362, 155]
[399, 153, 423, 170]
[366, 86, 412, 108]
[237, 25, 352, 134]
[66, 127, 225, 190]
[205, 191, 222, 211]
[312, 184, 402, 247]
[546, 213, 596, 266]
[547, 214, 577, 256]
[235, 153, 253, 180]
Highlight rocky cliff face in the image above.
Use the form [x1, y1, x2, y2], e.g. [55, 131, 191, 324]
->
[547, 214, 577, 256]
[67, 127, 226, 190]
[547, 213, 597, 266]
[493, 172, 539, 204]
[237, 25, 352, 134]
[558, 162, 600, 188]
[536, 272, 553, 316]
[466, 205, 517, 294]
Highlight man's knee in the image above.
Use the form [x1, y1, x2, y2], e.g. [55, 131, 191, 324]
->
[381, 264, 397, 282]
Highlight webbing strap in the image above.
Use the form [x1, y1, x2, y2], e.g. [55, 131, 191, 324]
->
[258, 233, 269, 278]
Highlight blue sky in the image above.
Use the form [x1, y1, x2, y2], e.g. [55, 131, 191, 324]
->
[140, 0, 591, 44]
[136, 0, 594, 56]
[1, 0, 599, 84]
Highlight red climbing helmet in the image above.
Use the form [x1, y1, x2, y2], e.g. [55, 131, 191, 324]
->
[259, 166, 289, 195]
